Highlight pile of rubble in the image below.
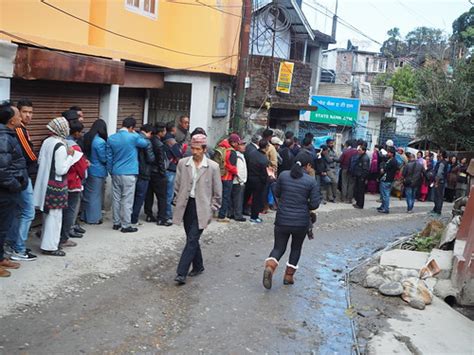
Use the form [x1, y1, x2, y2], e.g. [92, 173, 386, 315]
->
[363, 248, 453, 310]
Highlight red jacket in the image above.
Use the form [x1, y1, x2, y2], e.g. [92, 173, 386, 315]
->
[67, 145, 88, 191]
[218, 139, 238, 181]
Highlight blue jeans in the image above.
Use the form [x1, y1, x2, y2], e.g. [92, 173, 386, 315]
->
[7, 179, 35, 254]
[218, 180, 233, 219]
[131, 178, 150, 224]
[165, 171, 176, 220]
[379, 181, 393, 212]
[405, 186, 417, 212]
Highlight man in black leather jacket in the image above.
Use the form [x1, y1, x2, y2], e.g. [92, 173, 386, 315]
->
[145, 123, 171, 226]
[130, 124, 155, 226]
[352, 145, 370, 209]
[0, 101, 28, 277]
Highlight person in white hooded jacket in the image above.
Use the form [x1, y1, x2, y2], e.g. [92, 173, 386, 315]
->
[229, 139, 248, 222]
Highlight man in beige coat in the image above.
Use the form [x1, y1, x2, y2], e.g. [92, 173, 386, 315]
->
[173, 134, 222, 285]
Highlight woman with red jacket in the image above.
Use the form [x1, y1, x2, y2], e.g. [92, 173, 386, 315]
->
[60, 121, 89, 248]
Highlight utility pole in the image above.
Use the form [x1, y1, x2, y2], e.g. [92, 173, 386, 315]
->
[267, 1, 278, 128]
[232, 0, 252, 134]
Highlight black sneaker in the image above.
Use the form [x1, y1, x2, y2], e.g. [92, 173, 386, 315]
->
[121, 226, 138, 233]
[146, 215, 157, 223]
[234, 217, 246, 222]
[74, 225, 86, 234]
[157, 220, 172, 227]
[188, 267, 204, 277]
[69, 231, 84, 238]
[174, 275, 186, 285]
[113, 225, 121, 230]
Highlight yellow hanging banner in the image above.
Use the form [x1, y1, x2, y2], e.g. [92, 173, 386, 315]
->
[276, 61, 295, 94]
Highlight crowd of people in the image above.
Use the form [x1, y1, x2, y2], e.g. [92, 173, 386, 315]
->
[0, 98, 471, 283]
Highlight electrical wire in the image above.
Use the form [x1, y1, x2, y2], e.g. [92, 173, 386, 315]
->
[39, 0, 238, 58]
[0, 29, 235, 74]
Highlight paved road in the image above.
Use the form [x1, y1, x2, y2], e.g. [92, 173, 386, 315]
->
[0, 197, 444, 354]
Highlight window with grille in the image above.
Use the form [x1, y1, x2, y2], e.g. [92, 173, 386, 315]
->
[125, 0, 158, 19]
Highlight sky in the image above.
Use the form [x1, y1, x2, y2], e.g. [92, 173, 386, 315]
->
[301, 0, 472, 51]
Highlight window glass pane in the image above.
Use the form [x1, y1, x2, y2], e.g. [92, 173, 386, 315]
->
[134, 0, 140, 7]
[150, 0, 156, 13]
[144, 0, 150, 12]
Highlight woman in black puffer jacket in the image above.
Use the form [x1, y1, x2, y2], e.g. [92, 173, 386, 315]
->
[262, 152, 320, 289]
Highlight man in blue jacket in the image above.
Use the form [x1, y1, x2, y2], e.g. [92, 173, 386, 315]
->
[107, 117, 150, 233]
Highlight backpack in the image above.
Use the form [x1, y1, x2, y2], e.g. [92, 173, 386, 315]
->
[349, 154, 359, 176]
[213, 146, 229, 176]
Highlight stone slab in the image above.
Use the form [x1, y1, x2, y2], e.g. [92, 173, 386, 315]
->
[380, 250, 429, 270]
[454, 239, 466, 257]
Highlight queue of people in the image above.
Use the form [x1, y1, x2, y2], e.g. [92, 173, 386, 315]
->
[0, 97, 471, 287]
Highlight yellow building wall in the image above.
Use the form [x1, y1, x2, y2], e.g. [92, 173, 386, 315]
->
[0, 0, 241, 75]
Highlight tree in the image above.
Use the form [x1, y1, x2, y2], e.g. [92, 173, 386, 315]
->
[380, 27, 407, 58]
[373, 66, 418, 102]
[416, 60, 474, 150]
[452, 6, 474, 55]
[405, 27, 448, 60]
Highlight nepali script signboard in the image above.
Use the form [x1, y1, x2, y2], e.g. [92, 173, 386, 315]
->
[301, 95, 360, 126]
[276, 61, 294, 94]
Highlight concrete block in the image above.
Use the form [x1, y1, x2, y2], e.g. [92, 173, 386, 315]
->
[380, 250, 429, 270]
[428, 249, 453, 279]
[453, 239, 466, 257]
[433, 279, 458, 300]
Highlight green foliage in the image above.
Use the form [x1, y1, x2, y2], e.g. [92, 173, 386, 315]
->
[412, 233, 442, 252]
[416, 60, 474, 150]
[452, 6, 474, 49]
[373, 66, 418, 102]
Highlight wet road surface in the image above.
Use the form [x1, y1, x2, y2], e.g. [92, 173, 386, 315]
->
[0, 201, 438, 354]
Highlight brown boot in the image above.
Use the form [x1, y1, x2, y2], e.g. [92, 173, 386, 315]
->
[0, 267, 11, 277]
[283, 263, 298, 285]
[0, 258, 20, 269]
[263, 257, 279, 289]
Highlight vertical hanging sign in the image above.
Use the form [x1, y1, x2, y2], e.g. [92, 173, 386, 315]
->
[276, 61, 294, 94]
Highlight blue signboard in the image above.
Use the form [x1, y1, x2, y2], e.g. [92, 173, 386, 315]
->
[301, 96, 360, 126]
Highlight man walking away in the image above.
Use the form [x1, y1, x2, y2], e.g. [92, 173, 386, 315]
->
[145, 123, 170, 226]
[431, 150, 449, 216]
[403, 152, 424, 213]
[325, 138, 338, 202]
[339, 140, 358, 203]
[6, 99, 37, 261]
[378, 147, 398, 214]
[277, 137, 295, 176]
[0, 102, 29, 275]
[107, 117, 150, 233]
[215, 134, 238, 222]
[175, 115, 190, 145]
[174, 134, 222, 285]
[229, 139, 247, 222]
[131, 124, 155, 226]
[352, 145, 370, 209]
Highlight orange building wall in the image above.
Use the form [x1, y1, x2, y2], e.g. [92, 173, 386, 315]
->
[1, 0, 241, 75]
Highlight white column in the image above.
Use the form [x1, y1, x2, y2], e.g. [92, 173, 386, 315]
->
[0, 78, 10, 101]
[143, 89, 150, 124]
[99, 84, 119, 211]
[99, 84, 119, 135]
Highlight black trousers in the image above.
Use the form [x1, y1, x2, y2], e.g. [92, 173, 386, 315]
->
[176, 198, 204, 277]
[433, 183, 445, 214]
[269, 225, 308, 266]
[354, 177, 366, 208]
[60, 191, 81, 242]
[244, 177, 265, 219]
[144, 174, 168, 222]
[0, 192, 19, 261]
[229, 184, 244, 219]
